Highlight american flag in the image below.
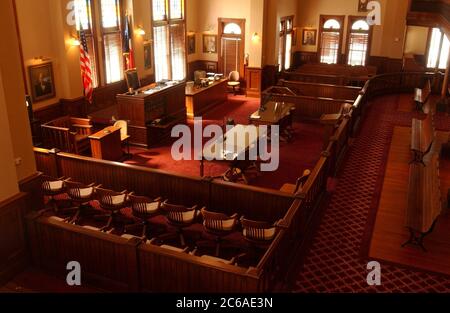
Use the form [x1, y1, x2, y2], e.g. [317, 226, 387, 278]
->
[123, 13, 135, 70]
[79, 30, 93, 103]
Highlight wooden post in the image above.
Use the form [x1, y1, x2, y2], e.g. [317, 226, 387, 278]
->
[442, 56, 450, 99]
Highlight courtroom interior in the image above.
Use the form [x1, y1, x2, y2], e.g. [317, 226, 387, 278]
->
[0, 0, 450, 293]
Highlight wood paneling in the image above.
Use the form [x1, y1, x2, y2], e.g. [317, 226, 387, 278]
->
[244, 67, 262, 98]
[26, 214, 140, 291]
[18, 172, 44, 214]
[279, 80, 361, 100]
[187, 60, 219, 81]
[185, 79, 228, 119]
[262, 65, 279, 91]
[0, 193, 28, 285]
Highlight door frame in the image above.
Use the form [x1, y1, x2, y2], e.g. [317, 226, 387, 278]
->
[218, 18, 246, 77]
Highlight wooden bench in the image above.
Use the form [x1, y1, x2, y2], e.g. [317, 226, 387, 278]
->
[411, 113, 434, 165]
[404, 150, 443, 251]
[41, 116, 93, 154]
[414, 80, 431, 111]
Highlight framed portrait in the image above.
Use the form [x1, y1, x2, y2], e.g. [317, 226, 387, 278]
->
[188, 34, 196, 55]
[29, 62, 56, 103]
[302, 29, 317, 46]
[358, 0, 369, 12]
[144, 43, 152, 70]
[203, 34, 217, 54]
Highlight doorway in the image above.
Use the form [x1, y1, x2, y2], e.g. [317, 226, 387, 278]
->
[218, 18, 246, 78]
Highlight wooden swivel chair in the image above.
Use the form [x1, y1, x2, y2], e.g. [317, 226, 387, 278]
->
[41, 175, 71, 215]
[65, 180, 97, 224]
[160, 201, 200, 247]
[113, 120, 131, 155]
[94, 187, 129, 232]
[240, 217, 282, 259]
[280, 169, 311, 194]
[227, 71, 241, 95]
[199, 208, 239, 256]
[124, 194, 163, 240]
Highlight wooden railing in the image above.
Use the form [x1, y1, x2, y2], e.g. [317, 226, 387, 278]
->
[279, 80, 362, 100]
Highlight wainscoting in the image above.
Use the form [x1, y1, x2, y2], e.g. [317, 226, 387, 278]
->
[0, 193, 28, 285]
[187, 60, 219, 81]
[244, 67, 262, 98]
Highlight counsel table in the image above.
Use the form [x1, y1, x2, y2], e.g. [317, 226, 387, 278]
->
[200, 124, 267, 184]
[185, 79, 228, 119]
[89, 126, 123, 161]
[249, 101, 296, 141]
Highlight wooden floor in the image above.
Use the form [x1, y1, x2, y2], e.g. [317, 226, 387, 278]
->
[370, 126, 450, 276]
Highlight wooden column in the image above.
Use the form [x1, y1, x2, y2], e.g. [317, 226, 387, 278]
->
[442, 56, 450, 98]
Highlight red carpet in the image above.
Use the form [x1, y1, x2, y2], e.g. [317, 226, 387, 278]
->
[125, 95, 325, 190]
[294, 94, 450, 293]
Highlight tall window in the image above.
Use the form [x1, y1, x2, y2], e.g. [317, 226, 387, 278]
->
[346, 18, 371, 66]
[319, 15, 344, 64]
[278, 16, 294, 71]
[152, 0, 186, 81]
[74, 0, 99, 87]
[427, 28, 450, 70]
[100, 0, 123, 84]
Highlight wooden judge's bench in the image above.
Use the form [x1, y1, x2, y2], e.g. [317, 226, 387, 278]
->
[116, 81, 186, 147]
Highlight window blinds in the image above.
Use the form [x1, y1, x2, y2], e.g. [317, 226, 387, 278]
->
[154, 25, 170, 81]
[320, 31, 340, 64]
[170, 23, 186, 80]
[347, 33, 369, 66]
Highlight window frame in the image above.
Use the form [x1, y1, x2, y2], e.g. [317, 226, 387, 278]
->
[318, 15, 345, 64]
[345, 16, 373, 66]
[279, 15, 294, 72]
[426, 27, 449, 71]
[99, 0, 124, 84]
[74, 0, 101, 87]
[152, 0, 186, 81]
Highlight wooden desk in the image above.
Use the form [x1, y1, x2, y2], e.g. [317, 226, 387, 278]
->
[320, 113, 341, 149]
[200, 125, 267, 181]
[249, 101, 295, 142]
[185, 79, 228, 119]
[89, 126, 123, 161]
[116, 81, 186, 147]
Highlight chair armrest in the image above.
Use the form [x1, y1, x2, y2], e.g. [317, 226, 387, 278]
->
[72, 124, 93, 129]
[230, 213, 239, 220]
[274, 219, 288, 229]
[128, 192, 135, 196]
[87, 183, 97, 188]
[191, 205, 199, 211]
[153, 196, 163, 202]
[120, 190, 128, 194]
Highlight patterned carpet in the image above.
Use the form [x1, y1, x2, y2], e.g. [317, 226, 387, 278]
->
[294, 94, 450, 293]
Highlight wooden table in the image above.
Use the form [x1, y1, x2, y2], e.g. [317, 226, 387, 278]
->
[185, 79, 228, 119]
[200, 125, 267, 183]
[249, 101, 295, 142]
[89, 126, 123, 161]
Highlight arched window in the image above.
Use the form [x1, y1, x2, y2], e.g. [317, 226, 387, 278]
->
[346, 18, 372, 66]
[319, 15, 344, 64]
[223, 23, 242, 35]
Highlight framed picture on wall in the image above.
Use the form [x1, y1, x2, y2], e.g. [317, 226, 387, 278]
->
[29, 62, 56, 103]
[188, 34, 196, 55]
[302, 29, 317, 46]
[203, 34, 217, 54]
[144, 42, 152, 70]
[358, 0, 369, 12]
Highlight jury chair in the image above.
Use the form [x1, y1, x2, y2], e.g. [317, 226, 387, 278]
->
[93, 187, 129, 232]
[199, 208, 239, 257]
[227, 71, 241, 95]
[160, 201, 200, 247]
[41, 175, 71, 214]
[240, 217, 283, 257]
[124, 194, 164, 240]
[113, 120, 131, 155]
[280, 169, 311, 194]
[65, 180, 97, 224]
